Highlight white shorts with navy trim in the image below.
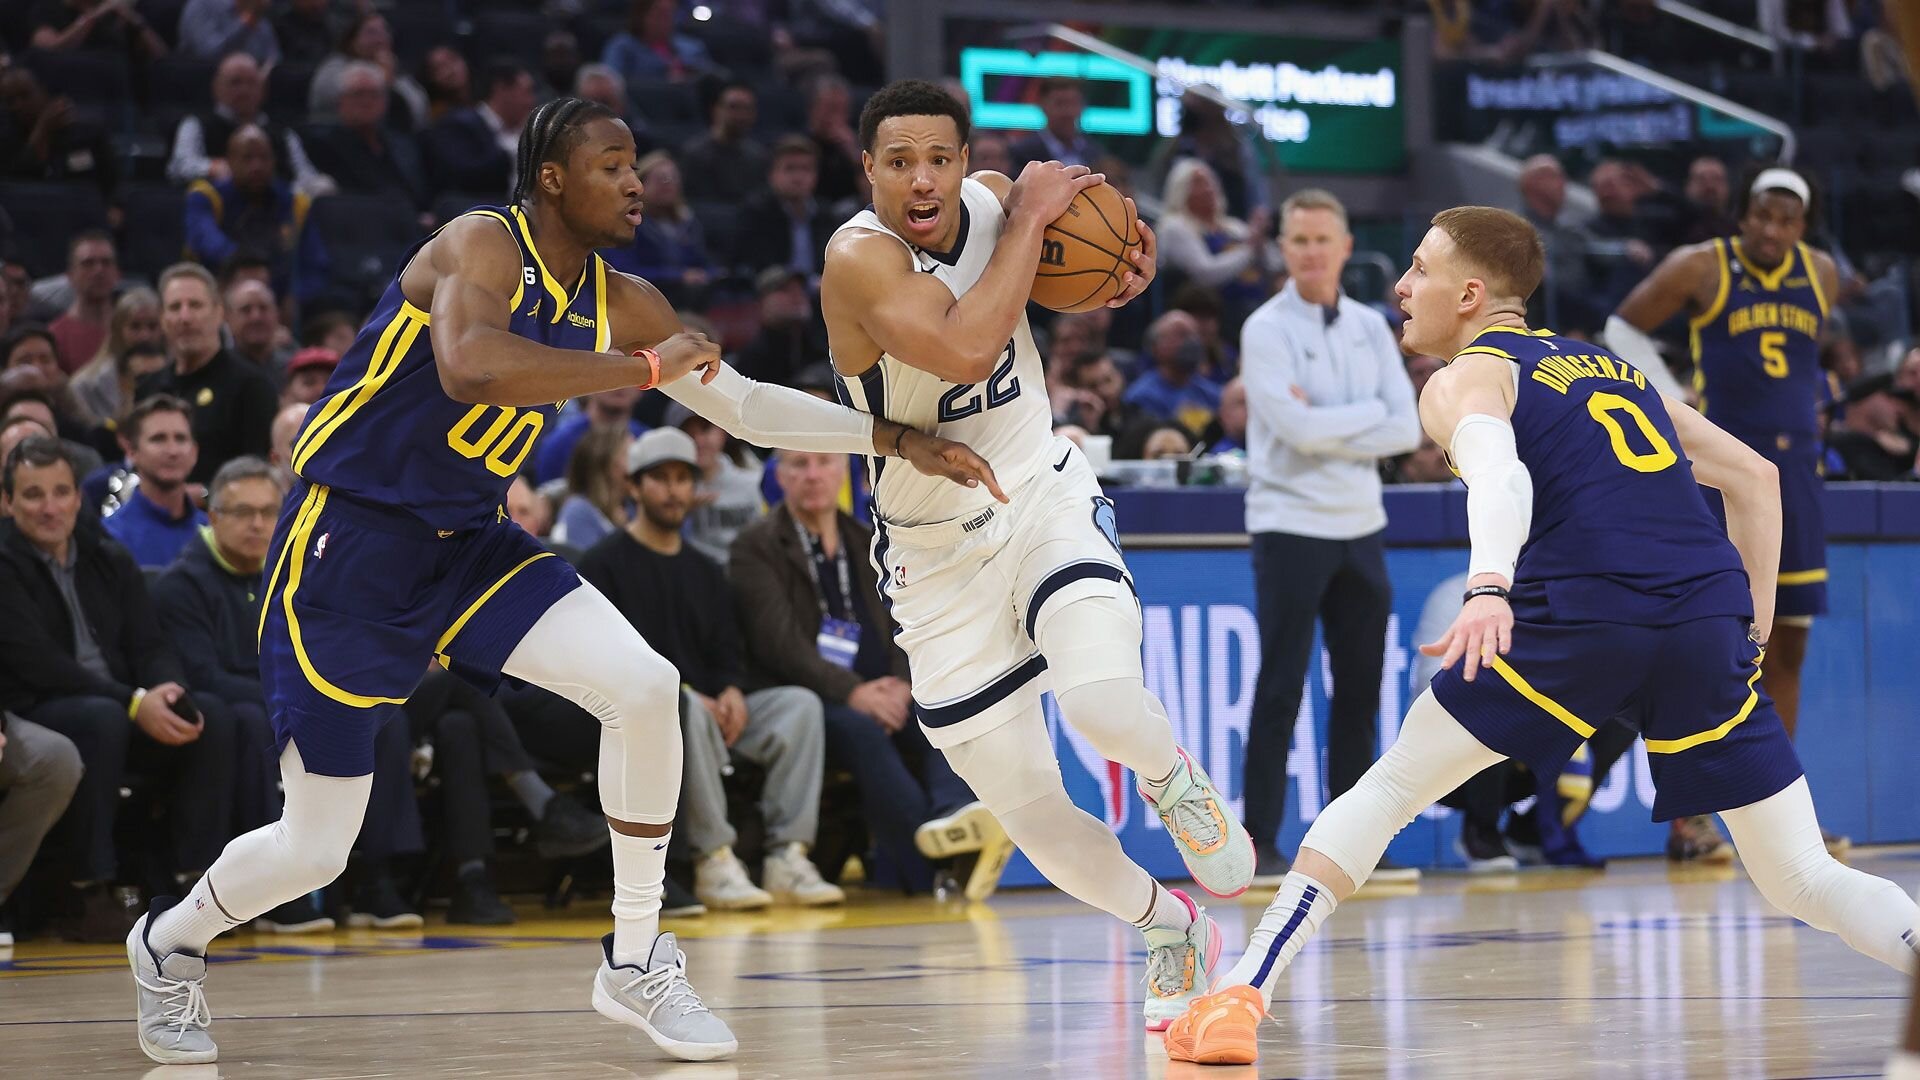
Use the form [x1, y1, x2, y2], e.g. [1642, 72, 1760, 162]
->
[870, 436, 1135, 750]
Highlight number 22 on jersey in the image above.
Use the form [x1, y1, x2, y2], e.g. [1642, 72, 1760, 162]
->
[937, 339, 1021, 422]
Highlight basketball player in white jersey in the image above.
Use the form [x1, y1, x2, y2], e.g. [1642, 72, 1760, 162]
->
[819, 79, 1256, 1030]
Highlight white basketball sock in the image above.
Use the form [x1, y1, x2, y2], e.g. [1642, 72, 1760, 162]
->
[1222, 872, 1338, 1008]
[1130, 881, 1197, 934]
[610, 828, 669, 967]
[149, 876, 244, 957]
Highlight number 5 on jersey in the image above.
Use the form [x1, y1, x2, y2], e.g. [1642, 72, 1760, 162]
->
[937, 339, 1020, 422]
[448, 404, 544, 477]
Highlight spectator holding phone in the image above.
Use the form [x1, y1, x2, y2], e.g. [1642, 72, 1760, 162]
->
[0, 436, 237, 941]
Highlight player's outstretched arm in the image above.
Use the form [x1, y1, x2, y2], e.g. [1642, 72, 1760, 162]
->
[1661, 395, 1782, 642]
[1418, 354, 1528, 681]
[1605, 244, 1715, 400]
[822, 161, 1104, 384]
[608, 271, 1007, 501]
[425, 217, 667, 406]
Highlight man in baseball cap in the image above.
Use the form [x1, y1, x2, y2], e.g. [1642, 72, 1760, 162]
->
[581, 425, 844, 912]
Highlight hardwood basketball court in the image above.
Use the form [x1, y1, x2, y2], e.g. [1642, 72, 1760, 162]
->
[4, 849, 1913, 1078]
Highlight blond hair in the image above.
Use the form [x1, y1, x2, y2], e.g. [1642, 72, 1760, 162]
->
[1430, 206, 1546, 303]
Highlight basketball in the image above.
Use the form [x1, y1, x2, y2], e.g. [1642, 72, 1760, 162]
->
[1029, 181, 1142, 313]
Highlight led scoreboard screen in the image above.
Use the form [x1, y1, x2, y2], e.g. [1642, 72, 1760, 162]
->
[948, 20, 1406, 174]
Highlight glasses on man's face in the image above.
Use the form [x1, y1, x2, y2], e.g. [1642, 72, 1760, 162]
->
[214, 504, 279, 522]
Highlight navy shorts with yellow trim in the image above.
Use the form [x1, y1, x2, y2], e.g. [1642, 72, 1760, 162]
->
[1431, 596, 1803, 821]
[1705, 440, 1827, 618]
[1772, 445, 1828, 617]
[257, 480, 581, 777]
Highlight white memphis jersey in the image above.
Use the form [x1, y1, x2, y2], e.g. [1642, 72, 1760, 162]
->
[831, 176, 1053, 527]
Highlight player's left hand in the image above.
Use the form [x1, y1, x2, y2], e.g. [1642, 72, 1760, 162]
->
[897, 427, 1009, 503]
[1420, 584, 1514, 683]
[1106, 209, 1156, 309]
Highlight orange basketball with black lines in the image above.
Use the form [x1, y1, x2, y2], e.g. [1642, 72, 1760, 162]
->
[1030, 182, 1142, 313]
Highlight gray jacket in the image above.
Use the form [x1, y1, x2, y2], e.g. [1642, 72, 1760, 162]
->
[1240, 281, 1422, 539]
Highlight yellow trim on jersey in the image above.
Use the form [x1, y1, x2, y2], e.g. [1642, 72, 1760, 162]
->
[187, 178, 223, 221]
[510, 206, 586, 322]
[1489, 656, 1597, 738]
[1452, 345, 1517, 363]
[1801, 242, 1830, 318]
[280, 485, 410, 709]
[593, 254, 611, 353]
[1778, 568, 1829, 585]
[432, 551, 559, 664]
[1474, 325, 1555, 339]
[291, 306, 427, 474]
[1645, 663, 1766, 754]
[257, 483, 320, 645]
[1689, 239, 1732, 365]
[1732, 238, 1794, 291]
[464, 209, 526, 311]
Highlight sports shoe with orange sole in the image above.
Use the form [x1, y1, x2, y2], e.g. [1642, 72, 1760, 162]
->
[1162, 984, 1265, 1066]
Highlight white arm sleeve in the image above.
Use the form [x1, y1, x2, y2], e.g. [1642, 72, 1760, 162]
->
[659, 362, 878, 454]
[1451, 413, 1533, 584]
[1602, 314, 1688, 400]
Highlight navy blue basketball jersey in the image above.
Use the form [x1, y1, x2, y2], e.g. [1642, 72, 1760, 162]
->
[1451, 326, 1751, 625]
[289, 205, 614, 531]
[1690, 238, 1829, 442]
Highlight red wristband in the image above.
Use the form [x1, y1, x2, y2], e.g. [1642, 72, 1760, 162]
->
[633, 348, 661, 390]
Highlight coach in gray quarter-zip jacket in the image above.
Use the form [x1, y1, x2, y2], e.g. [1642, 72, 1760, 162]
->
[1237, 189, 1422, 884]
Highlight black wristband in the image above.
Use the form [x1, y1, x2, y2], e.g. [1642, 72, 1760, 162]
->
[890, 424, 909, 456]
[1463, 584, 1510, 603]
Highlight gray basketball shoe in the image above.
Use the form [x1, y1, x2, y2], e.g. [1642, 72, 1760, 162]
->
[126, 900, 217, 1064]
[591, 932, 738, 1061]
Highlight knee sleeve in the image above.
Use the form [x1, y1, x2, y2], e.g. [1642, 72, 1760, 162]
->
[210, 742, 371, 916]
[1720, 778, 1919, 972]
[1040, 594, 1179, 776]
[503, 584, 681, 733]
[1036, 590, 1144, 689]
[1302, 690, 1504, 887]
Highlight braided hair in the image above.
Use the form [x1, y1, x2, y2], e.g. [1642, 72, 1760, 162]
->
[512, 96, 620, 206]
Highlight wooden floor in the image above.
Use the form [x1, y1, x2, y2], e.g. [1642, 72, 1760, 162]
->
[4, 849, 1916, 1079]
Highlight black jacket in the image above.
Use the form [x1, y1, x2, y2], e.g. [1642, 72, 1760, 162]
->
[729, 190, 839, 276]
[576, 531, 746, 697]
[301, 123, 429, 208]
[152, 529, 264, 707]
[0, 519, 184, 715]
[134, 350, 279, 485]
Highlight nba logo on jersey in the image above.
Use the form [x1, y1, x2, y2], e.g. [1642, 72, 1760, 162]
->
[313, 532, 329, 559]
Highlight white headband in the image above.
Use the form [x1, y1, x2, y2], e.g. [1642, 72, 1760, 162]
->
[1750, 167, 1810, 205]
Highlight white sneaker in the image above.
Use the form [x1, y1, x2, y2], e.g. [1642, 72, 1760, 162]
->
[127, 903, 217, 1064]
[591, 932, 737, 1061]
[693, 848, 772, 911]
[1142, 889, 1222, 1032]
[763, 843, 845, 907]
